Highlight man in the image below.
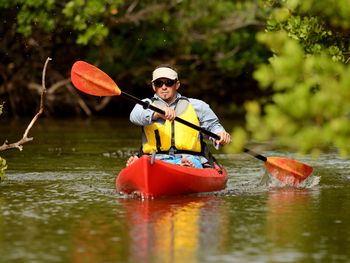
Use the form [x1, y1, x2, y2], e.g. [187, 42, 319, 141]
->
[127, 64, 231, 168]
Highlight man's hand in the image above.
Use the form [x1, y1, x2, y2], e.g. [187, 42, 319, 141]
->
[152, 107, 176, 121]
[215, 131, 231, 145]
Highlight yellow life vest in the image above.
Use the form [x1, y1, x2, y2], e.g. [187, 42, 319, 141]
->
[142, 98, 202, 154]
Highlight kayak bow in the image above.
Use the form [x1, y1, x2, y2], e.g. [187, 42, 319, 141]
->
[116, 156, 228, 198]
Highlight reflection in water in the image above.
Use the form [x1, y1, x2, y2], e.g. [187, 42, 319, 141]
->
[265, 189, 314, 248]
[72, 219, 115, 263]
[119, 197, 226, 263]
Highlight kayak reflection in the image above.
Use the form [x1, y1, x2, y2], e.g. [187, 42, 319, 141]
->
[119, 196, 226, 263]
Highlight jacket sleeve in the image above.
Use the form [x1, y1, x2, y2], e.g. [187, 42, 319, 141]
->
[129, 99, 154, 126]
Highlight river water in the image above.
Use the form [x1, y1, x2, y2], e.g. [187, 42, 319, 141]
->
[0, 118, 349, 263]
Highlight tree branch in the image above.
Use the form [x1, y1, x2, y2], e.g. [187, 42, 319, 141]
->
[0, 57, 51, 152]
[111, 4, 167, 25]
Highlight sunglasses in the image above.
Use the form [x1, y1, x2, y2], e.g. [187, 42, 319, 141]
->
[153, 79, 177, 88]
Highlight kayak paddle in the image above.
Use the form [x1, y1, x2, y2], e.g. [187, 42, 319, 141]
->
[70, 61, 313, 186]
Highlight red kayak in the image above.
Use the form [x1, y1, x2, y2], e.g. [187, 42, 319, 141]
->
[116, 155, 228, 198]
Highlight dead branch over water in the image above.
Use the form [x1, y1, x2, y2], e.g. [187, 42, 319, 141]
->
[0, 57, 51, 152]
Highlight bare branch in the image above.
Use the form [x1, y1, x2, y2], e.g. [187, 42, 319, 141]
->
[65, 82, 92, 116]
[0, 57, 51, 152]
[94, 97, 112, 112]
[29, 78, 92, 116]
[48, 79, 71, 94]
[188, 14, 264, 42]
[112, 4, 167, 25]
[126, 0, 139, 14]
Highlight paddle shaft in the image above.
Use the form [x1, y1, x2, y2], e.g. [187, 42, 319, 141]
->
[121, 91, 268, 162]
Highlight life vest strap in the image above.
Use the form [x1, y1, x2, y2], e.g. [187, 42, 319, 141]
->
[154, 129, 161, 152]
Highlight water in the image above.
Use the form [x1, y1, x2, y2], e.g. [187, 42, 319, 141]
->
[1, 118, 349, 262]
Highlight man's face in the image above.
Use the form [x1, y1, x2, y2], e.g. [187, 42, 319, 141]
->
[152, 78, 180, 103]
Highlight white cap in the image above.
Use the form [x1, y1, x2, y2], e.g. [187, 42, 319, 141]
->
[152, 67, 178, 82]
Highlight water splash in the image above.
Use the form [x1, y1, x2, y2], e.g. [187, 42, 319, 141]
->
[259, 169, 320, 189]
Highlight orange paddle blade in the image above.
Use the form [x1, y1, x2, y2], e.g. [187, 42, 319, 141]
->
[71, 61, 121, 96]
[265, 157, 313, 186]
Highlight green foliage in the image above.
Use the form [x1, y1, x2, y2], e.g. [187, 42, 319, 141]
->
[79, 0, 269, 112]
[0, 157, 7, 181]
[15, 0, 56, 36]
[266, 9, 347, 62]
[1, 0, 270, 119]
[297, 0, 350, 29]
[1, 0, 121, 45]
[62, 0, 112, 45]
[226, 127, 248, 154]
[246, 0, 350, 157]
[176, 0, 267, 73]
[1, 0, 267, 75]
